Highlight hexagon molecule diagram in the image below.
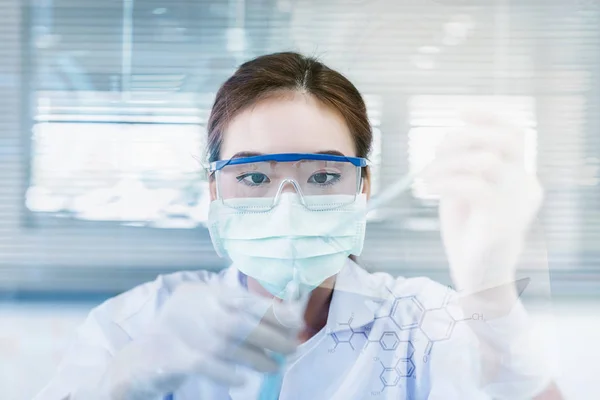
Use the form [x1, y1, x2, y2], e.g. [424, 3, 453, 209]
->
[375, 284, 463, 363]
[330, 316, 370, 351]
[373, 331, 415, 359]
[390, 296, 425, 330]
[420, 308, 456, 342]
[380, 366, 401, 388]
[379, 358, 416, 391]
[380, 331, 400, 350]
[365, 321, 416, 356]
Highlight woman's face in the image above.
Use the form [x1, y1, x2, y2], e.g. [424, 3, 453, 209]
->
[210, 92, 371, 201]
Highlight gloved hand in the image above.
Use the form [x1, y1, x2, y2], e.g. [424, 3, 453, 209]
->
[422, 109, 544, 293]
[72, 281, 304, 400]
[421, 109, 556, 398]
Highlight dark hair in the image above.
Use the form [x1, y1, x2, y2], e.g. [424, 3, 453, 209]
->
[206, 52, 373, 163]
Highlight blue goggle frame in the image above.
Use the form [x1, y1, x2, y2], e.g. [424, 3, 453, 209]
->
[209, 153, 368, 172]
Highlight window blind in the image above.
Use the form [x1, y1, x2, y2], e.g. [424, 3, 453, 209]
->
[0, 0, 597, 293]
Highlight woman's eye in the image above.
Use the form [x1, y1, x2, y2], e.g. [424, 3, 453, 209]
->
[308, 172, 340, 185]
[237, 173, 270, 186]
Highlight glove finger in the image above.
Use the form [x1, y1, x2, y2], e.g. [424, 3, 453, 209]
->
[241, 315, 299, 355]
[427, 175, 494, 204]
[150, 337, 247, 390]
[272, 298, 306, 331]
[423, 149, 507, 185]
[459, 108, 527, 139]
[101, 337, 203, 399]
[223, 341, 282, 373]
[222, 294, 304, 337]
[215, 310, 298, 356]
[188, 353, 247, 387]
[437, 126, 524, 164]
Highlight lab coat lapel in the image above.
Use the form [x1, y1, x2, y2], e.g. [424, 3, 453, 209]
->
[326, 259, 389, 333]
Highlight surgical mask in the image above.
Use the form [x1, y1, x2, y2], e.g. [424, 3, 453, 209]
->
[207, 193, 367, 299]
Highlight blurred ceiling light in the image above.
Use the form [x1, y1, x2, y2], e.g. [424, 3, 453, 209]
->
[577, 157, 600, 186]
[71, 50, 91, 57]
[442, 14, 474, 46]
[26, 186, 65, 213]
[419, 46, 441, 54]
[157, 20, 187, 42]
[410, 46, 440, 70]
[430, 0, 479, 5]
[277, 0, 293, 12]
[35, 34, 60, 49]
[227, 27, 247, 53]
[153, 8, 167, 15]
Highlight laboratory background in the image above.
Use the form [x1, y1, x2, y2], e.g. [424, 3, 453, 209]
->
[0, 0, 598, 399]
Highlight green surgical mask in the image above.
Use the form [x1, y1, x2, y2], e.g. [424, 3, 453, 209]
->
[207, 193, 367, 299]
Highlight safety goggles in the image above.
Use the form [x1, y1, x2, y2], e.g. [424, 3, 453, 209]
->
[209, 153, 368, 211]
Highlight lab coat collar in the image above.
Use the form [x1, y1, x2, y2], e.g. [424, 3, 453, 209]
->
[326, 259, 388, 333]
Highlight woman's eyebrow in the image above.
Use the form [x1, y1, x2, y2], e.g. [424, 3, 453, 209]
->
[229, 150, 346, 159]
[315, 150, 346, 157]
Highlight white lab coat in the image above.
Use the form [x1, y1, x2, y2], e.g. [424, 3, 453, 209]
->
[34, 260, 500, 400]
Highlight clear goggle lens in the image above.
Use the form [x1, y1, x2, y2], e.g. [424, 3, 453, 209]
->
[214, 159, 362, 211]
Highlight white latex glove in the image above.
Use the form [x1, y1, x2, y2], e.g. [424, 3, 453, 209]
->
[72, 281, 304, 400]
[422, 110, 544, 293]
[421, 110, 557, 398]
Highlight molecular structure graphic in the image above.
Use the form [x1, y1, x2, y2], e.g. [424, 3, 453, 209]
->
[330, 317, 371, 351]
[372, 285, 484, 362]
[330, 285, 485, 391]
[379, 357, 416, 390]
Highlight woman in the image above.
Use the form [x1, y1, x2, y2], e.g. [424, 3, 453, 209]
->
[35, 52, 562, 400]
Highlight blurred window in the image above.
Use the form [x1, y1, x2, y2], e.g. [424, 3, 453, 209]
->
[9, 0, 598, 289]
[27, 120, 208, 228]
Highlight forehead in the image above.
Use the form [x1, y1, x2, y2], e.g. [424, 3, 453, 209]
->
[220, 92, 356, 159]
